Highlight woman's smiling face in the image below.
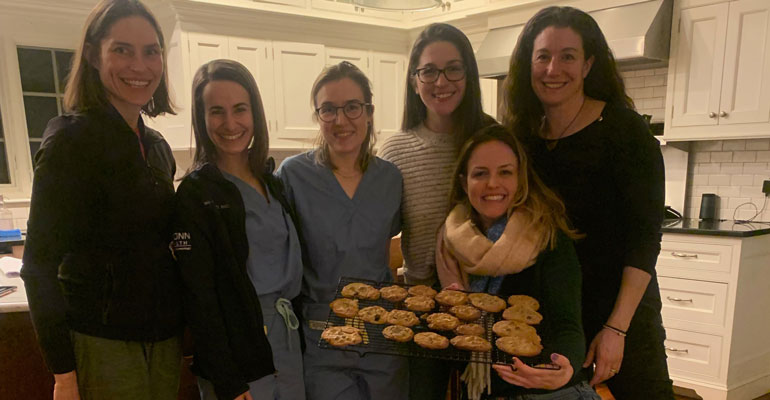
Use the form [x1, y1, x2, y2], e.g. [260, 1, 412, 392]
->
[203, 80, 254, 159]
[463, 140, 519, 230]
[414, 41, 466, 120]
[530, 26, 594, 109]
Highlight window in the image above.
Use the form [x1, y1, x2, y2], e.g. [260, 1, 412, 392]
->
[17, 47, 74, 164]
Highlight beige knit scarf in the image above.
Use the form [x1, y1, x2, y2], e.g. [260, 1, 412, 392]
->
[443, 203, 548, 277]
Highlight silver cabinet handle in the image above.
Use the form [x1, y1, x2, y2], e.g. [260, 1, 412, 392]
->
[666, 347, 689, 353]
[671, 251, 698, 258]
[709, 112, 717, 118]
[720, 111, 728, 117]
[667, 296, 693, 303]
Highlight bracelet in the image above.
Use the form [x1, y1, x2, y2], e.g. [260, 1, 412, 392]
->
[603, 323, 627, 337]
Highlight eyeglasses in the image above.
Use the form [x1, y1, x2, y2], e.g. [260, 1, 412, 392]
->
[315, 101, 371, 123]
[413, 63, 466, 83]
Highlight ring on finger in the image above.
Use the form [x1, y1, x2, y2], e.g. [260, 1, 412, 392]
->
[609, 368, 618, 375]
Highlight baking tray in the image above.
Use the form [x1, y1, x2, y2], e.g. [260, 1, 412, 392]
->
[318, 277, 558, 369]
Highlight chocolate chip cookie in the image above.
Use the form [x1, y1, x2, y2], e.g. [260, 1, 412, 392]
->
[380, 285, 408, 302]
[341, 282, 380, 300]
[426, 313, 460, 331]
[435, 289, 468, 306]
[450, 335, 492, 352]
[414, 332, 449, 350]
[382, 325, 414, 343]
[330, 298, 359, 318]
[468, 293, 507, 313]
[321, 326, 362, 347]
[357, 305, 388, 324]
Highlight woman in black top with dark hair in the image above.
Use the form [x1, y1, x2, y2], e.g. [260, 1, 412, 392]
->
[503, 6, 674, 399]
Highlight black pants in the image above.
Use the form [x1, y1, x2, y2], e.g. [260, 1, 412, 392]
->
[590, 304, 674, 400]
[409, 357, 452, 399]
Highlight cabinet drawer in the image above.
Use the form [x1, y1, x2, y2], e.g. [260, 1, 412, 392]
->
[658, 239, 733, 276]
[659, 277, 728, 329]
[664, 328, 723, 381]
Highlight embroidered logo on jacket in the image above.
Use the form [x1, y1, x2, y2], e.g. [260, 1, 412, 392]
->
[170, 231, 191, 260]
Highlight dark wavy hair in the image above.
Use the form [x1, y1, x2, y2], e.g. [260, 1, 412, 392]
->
[310, 61, 375, 172]
[189, 59, 269, 178]
[63, 0, 174, 117]
[449, 124, 580, 248]
[402, 23, 490, 152]
[503, 6, 632, 145]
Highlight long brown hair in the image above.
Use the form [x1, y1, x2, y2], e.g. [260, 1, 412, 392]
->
[449, 124, 580, 249]
[63, 0, 174, 116]
[402, 23, 490, 152]
[310, 61, 375, 172]
[503, 6, 632, 147]
[189, 59, 269, 178]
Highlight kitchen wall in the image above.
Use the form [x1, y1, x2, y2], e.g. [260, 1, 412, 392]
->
[621, 67, 770, 222]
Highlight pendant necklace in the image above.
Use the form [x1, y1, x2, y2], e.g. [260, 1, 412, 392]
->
[543, 96, 586, 151]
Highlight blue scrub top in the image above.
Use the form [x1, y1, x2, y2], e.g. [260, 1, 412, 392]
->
[277, 151, 402, 305]
[222, 171, 303, 300]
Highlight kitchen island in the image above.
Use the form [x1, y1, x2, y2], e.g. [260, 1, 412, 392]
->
[657, 219, 770, 400]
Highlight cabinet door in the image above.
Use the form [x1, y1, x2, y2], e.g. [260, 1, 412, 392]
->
[480, 78, 498, 121]
[670, 4, 728, 127]
[272, 42, 325, 140]
[372, 52, 406, 145]
[256, 0, 306, 6]
[310, 0, 403, 21]
[228, 38, 277, 132]
[188, 33, 229, 73]
[718, 0, 770, 126]
[326, 47, 370, 76]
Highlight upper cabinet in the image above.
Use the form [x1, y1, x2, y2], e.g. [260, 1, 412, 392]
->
[272, 42, 326, 142]
[405, 0, 488, 23]
[311, 0, 404, 21]
[664, 0, 770, 140]
[372, 52, 406, 145]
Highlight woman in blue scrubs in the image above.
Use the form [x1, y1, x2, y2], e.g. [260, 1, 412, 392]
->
[277, 61, 407, 400]
[173, 59, 304, 400]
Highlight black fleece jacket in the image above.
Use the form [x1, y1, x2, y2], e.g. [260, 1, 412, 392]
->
[21, 105, 183, 374]
[172, 163, 304, 400]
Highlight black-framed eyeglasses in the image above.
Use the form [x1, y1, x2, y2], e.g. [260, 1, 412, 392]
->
[414, 63, 466, 83]
[315, 101, 371, 123]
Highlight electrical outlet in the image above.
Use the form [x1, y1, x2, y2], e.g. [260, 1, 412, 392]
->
[763, 180, 770, 195]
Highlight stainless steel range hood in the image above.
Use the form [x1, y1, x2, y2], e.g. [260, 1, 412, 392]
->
[476, 0, 673, 77]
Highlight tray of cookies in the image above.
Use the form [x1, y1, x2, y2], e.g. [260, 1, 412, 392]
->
[318, 277, 558, 369]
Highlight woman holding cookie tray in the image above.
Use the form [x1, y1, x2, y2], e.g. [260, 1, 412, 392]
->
[503, 6, 673, 399]
[277, 61, 408, 400]
[436, 124, 599, 400]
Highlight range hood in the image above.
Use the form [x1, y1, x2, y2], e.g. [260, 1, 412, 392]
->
[477, 0, 673, 77]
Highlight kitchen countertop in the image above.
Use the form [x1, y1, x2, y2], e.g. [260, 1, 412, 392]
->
[0, 270, 28, 313]
[661, 218, 770, 237]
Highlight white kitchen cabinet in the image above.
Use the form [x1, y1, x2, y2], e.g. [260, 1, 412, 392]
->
[325, 47, 371, 76]
[665, 0, 770, 140]
[256, 0, 307, 7]
[272, 41, 326, 141]
[406, 0, 488, 23]
[228, 38, 276, 132]
[372, 52, 406, 145]
[311, 0, 403, 21]
[656, 232, 770, 399]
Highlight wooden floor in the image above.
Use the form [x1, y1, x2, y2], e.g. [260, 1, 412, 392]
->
[596, 384, 770, 400]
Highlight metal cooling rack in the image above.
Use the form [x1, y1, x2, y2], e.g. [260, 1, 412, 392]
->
[318, 276, 558, 369]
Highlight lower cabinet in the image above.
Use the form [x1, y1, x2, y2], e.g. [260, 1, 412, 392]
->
[657, 233, 770, 400]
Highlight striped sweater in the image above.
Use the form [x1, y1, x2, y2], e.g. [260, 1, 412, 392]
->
[379, 124, 456, 285]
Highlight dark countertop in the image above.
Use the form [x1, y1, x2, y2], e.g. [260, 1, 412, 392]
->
[661, 218, 770, 237]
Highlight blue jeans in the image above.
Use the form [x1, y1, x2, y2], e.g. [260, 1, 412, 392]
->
[513, 382, 600, 400]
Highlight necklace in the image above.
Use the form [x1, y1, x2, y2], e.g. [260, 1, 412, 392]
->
[543, 96, 586, 150]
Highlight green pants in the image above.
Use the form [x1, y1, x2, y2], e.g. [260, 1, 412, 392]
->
[72, 331, 182, 400]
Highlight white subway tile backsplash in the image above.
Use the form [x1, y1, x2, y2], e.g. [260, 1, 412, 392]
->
[756, 151, 770, 162]
[708, 174, 731, 186]
[634, 87, 654, 99]
[744, 163, 769, 174]
[691, 174, 709, 185]
[654, 67, 668, 75]
[636, 69, 654, 77]
[626, 76, 645, 89]
[733, 151, 757, 162]
[645, 75, 665, 87]
[745, 139, 770, 150]
[710, 152, 732, 163]
[653, 86, 667, 98]
[693, 186, 718, 197]
[754, 175, 770, 186]
[717, 185, 741, 197]
[697, 163, 722, 174]
[739, 186, 764, 197]
[621, 70, 636, 78]
[692, 141, 723, 151]
[720, 163, 743, 174]
[643, 98, 664, 109]
[723, 140, 746, 151]
[728, 197, 751, 209]
[731, 174, 755, 186]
